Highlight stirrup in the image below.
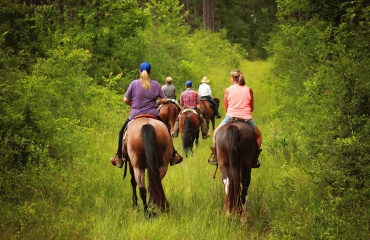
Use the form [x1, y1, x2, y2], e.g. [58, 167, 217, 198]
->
[207, 147, 218, 165]
[252, 160, 260, 168]
[252, 149, 262, 168]
[208, 158, 218, 165]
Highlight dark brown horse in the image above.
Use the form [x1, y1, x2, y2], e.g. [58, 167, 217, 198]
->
[215, 120, 258, 216]
[159, 102, 180, 134]
[179, 109, 200, 156]
[198, 98, 220, 132]
[123, 117, 173, 217]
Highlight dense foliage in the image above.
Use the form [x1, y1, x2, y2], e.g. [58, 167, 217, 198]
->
[0, 0, 369, 239]
[183, 0, 277, 59]
[269, 0, 370, 237]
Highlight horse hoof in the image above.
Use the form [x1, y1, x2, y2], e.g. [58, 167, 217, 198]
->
[145, 211, 157, 219]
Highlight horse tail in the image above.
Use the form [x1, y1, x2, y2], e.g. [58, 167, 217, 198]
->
[183, 115, 192, 154]
[169, 104, 178, 129]
[141, 124, 167, 210]
[226, 125, 242, 214]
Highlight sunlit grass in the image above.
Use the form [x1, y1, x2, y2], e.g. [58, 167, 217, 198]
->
[4, 59, 360, 239]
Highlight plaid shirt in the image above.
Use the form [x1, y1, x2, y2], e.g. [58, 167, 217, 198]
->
[180, 89, 199, 109]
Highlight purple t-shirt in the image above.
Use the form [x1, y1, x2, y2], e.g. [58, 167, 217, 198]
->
[125, 79, 165, 120]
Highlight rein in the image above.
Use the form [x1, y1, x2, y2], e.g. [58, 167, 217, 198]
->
[122, 158, 128, 179]
[213, 165, 218, 178]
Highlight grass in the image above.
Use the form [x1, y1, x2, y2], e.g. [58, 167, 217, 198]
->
[4, 59, 366, 240]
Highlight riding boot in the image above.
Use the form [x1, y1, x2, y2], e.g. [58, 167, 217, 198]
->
[252, 149, 262, 168]
[111, 119, 129, 168]
[200, 114, 210, 139]
[171, 115, 180, 138]
[170, 146, 183, 166]
[208, 147, 218, 165]
[214, 106, 221, 118]
[110, 153, 124, 168]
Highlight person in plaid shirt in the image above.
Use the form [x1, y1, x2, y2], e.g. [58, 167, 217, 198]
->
[172, 80, 209, 139]
[180, 81, 199, 108]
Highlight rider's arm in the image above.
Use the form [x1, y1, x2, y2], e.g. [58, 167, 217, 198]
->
[224, 89, 229, 112]
[249, 88, 254, 112]
[157, 97, 168, 105]
[124, 97, 132, 106]
[180, 93, 184, 106]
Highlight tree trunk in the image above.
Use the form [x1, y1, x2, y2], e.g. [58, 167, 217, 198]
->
[203, 0, 214, 30]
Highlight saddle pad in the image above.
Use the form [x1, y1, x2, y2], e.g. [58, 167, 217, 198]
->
[182, 108, 198, 115]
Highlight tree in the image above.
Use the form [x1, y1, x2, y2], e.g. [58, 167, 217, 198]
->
[203, 0, 214, 30]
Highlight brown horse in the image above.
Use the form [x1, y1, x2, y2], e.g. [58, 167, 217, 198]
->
[159, 102, 180, 133]
[123, 117, 173, 217]
[198, 98, 220, 132]
[179, 109, 200, 156]
[215, 120, 258, 216]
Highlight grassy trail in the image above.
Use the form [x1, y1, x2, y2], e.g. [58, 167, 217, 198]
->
[90, 60, 277, 239]
[1, 60, 279, 240]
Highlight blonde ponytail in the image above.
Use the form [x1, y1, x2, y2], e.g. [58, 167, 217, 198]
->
[140, 70, 151, 90]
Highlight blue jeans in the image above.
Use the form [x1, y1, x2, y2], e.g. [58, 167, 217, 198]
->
[219, 115, 256, 128]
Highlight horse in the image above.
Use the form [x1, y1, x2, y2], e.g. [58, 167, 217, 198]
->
[159, 101, 180, 134]
[123, 116, 173, 217]
[178, 109, 200, 157]
[214, 120, 259, 216]
[198, 98, 220, 132]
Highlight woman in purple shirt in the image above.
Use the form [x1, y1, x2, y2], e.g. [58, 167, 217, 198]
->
[110, 62, 183, 167]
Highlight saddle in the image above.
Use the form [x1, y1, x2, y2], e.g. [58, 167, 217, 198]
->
[133, 114, 157, 120]
[181, 108, 198, 116]
[157, 100, 182, 112]
[123, 114, 158, 141]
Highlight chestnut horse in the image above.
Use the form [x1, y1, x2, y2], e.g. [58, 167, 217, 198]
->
[179, 109, 200, 156]
[198, 98, 220, 132]
[215, 120, 258, 216]
[159, 102, 180, 133]
[123, 116, 173, 216]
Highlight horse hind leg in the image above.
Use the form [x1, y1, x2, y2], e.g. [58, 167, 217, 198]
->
[131, 177, 138, 208]
[139, 187, 158, 218]
[239, 170, 251, 214]
[139, 187, 150, 215]
[130, 167, 138, 208]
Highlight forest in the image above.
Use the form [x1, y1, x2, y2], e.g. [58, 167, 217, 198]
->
[1, 0, 369, 239]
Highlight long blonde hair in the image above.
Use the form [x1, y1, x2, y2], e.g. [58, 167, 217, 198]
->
[140, 70, 151, 90]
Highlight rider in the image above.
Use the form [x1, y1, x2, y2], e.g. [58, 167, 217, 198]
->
[171, 80, 210, 139]
[160, 76, 181, 110]
[198, 76, 221, 118]
[208, 69, 262, 168]
[110, 62, 183, 168]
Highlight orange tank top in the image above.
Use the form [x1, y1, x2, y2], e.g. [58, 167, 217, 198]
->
[225, 84, 252, 119]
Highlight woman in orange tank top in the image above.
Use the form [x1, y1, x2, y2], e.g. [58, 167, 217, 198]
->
[208, 69, 262, 168]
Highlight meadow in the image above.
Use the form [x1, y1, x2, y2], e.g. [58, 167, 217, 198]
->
[2, 60, 347, 240]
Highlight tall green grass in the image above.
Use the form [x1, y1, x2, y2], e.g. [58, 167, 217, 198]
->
[4, 60, 362, 239]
